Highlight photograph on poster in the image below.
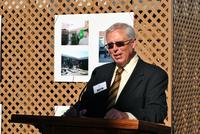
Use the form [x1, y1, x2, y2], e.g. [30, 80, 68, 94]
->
[99, 31, 112, 63]
[61, 20, 89, 46]
[54, 12, 133, 82]
[61, 49, 88, 76]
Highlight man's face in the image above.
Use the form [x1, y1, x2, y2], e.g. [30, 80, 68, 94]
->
[106, 29, 136, 68]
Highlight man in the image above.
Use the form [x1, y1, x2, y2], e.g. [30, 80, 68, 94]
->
[63, 22, 168, 123]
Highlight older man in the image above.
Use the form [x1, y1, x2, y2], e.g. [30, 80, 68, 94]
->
[63, 22, 168, 123]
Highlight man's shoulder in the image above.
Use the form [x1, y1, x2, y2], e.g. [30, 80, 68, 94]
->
[95, 62, 115, 70]
[138, 58, 167, 75]
[90, 62, 115, 80]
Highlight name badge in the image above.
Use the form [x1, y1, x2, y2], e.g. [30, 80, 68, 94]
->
[93, 81, 107, 94]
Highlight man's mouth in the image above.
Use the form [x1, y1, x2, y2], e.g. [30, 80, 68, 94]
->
[114, 54, 121, 59]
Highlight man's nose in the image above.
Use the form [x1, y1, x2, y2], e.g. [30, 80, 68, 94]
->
[112, 44, 118, 51]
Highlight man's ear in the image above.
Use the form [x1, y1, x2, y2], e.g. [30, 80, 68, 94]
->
[131, 39, 136, 48]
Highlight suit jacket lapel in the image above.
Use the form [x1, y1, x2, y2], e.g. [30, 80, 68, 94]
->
[105, 63, 116, 89]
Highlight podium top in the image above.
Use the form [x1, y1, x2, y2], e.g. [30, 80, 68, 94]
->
[10, 114, 171, 134]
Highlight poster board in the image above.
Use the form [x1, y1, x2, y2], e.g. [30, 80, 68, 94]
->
[54, 12, 134, 82]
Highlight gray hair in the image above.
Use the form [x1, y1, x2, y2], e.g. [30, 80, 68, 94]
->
[105, 23, 136, 39]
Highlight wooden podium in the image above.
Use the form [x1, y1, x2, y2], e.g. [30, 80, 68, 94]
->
[10, 114, 171, 134]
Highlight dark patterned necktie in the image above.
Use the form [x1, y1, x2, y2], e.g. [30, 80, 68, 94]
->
[106, 68, 124, 110]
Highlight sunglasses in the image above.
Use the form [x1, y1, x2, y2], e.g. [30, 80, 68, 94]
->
[104, 39, 132, 50]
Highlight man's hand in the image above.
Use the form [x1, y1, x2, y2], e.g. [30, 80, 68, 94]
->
[79, 109, 87, 117]
[104, 108, 129, 119]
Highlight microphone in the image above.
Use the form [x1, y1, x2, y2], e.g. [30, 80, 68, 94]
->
[78, 69, 97, 102]
[77, 83, 88, 102]
[62, 69, 96, 117]
[62, 83, 88, 117]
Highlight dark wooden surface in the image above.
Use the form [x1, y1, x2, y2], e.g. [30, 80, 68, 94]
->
[9, 114, 171, 134]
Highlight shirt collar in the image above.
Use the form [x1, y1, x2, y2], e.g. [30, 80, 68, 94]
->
[123, 54, 139, 73]
[115, 54, 139, 73]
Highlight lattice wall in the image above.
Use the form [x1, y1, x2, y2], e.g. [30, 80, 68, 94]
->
[0, 0, 172, 133]
[173, 0, 200, 134]
[134, 0, 172, 126]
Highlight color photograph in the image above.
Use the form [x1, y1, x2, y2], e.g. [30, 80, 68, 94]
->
[61, 21, 89, 46]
